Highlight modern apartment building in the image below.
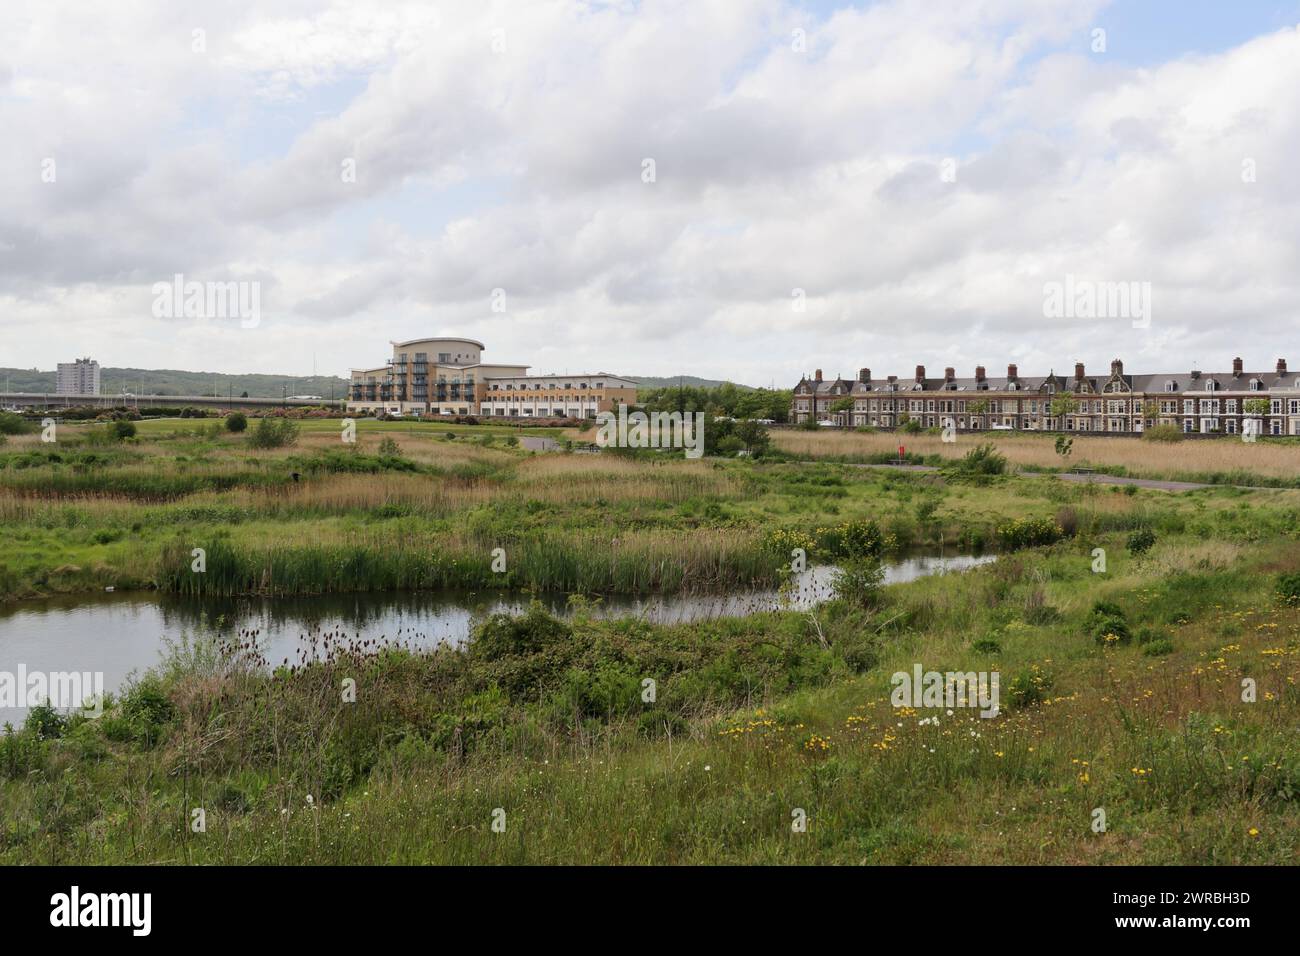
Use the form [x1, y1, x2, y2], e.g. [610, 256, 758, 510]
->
[347, 336, 636, 418]
[56, 357, 100, 395]
[792, 358, 1300, 436]
[479, 373, 638, 419]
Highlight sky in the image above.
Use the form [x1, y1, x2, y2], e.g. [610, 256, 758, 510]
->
[3, 0, 1300, 387]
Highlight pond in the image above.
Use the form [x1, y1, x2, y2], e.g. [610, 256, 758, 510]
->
[0, 553, 995, 723]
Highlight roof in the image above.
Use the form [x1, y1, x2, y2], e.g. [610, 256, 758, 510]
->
[390, 337, 486, 350]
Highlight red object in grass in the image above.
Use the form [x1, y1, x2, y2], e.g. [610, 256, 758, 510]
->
[899, 445, 905, 459]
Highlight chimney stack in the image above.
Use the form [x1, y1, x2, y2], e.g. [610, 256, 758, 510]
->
[1074, 362, 1085, 382]
[1007, 363, 1018, 380]
[1110, 358, 1123, 376]
[944, 366, 955, 381]
[814, 369, 822, 382]
[1278, 358, 1288, 376]
[915, 365, 926, 383]
[858, 368, 871, 384]
[1233, 357, 1243, 376]
[975, 365, 986, 381]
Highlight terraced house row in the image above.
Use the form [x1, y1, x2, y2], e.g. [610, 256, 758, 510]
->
[792, 358, 1300, 436]
[347, 336, 637, 419]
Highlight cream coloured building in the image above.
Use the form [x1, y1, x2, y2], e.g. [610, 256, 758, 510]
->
[347, 336, 636, 418]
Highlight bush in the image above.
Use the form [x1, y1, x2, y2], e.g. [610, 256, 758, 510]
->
[247, 416, 299, 449]
[1142, 639, 1175, 656]
[25, 702, 66, 740]
[1143, 424, 1183, 443]
[972, 638, 1002, 654]
[1135, 625, 1168, 645]
[110, 419, 136, 440]
[820, 519, 889, 559]
[954, 443, 1007, 476]
[1127, 527, 1156, 556]
[1085, 599, 1131, 646]
[830, 558, 885, 608]
[996, 516, 1062, 550]
[1007, 668, 1054, 709]
[225, 411, 248, 433]
[1277, 572, 1300, 607]
[377, 436, 401, 457]
[0, 411, 34, 435]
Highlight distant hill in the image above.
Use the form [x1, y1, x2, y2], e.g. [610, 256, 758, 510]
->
[627, 375, 748, 390]
[0, 367, 349, 400]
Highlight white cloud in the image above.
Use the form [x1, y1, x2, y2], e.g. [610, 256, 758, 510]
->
[2, 0, 1299, 384]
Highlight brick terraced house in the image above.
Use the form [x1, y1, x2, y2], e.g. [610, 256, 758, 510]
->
[792, 358, 1300, 436]
[347, 336, 636, 419]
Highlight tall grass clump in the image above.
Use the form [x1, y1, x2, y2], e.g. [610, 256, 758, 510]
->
[247, 417, 300, 449]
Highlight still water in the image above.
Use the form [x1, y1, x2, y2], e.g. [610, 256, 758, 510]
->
[0, 554, 995, 723]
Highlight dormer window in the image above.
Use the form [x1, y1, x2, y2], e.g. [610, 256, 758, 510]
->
[1249, 379, 1262, 391]
[1165, 381, 1177, 392]
[1205, 381, 1217, 392]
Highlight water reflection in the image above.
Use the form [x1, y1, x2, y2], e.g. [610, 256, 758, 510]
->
[0, 553, 995, 723]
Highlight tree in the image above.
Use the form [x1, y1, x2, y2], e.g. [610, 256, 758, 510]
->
[1049, 393, 1079, 419]
[732, 420, 771, 456]
[225, 411, 248, 433]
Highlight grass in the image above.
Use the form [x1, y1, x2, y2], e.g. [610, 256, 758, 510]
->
[773, 428, 1300, 485]
[3, 524, 1299, 864]
[4, 416, 1300, 863]
[5, 418, 1300, 601]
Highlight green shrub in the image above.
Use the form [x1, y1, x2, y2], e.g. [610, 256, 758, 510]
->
[377, 436, 402, 457]
[954, 443, 1007, 476]
[1007, 668, 1054, 709]
[247, 416, 299, 449]
[1142, 423, 1183, 442]
[1127, 527, 1156, 556]
[1277, 572, 1300, 607]
[1135, 625, 1168, 645]
[1085, 599, 1131, 646]
[1142, 639, 1175, 656]
[0, 412, 34, 435]
[830, 558, 885, 608]
[972, 638, 1002, 654]
[996, 516, 1061, 550]
[25, 702, 66, 739]
[225, 411, 248, 433]
[110, 419, 136, 440]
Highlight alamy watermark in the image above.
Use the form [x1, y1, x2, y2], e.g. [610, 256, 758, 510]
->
[595, 404, 704, 459]
[152, 273, 261, 328]
[891, 664, 1000, 718]
[0, 665, 104, 717]
[1042, 274, 1151, 329]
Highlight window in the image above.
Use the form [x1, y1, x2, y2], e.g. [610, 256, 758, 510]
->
[1250, 379, 1262, 391]
[1165, 380, 1177, 392]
